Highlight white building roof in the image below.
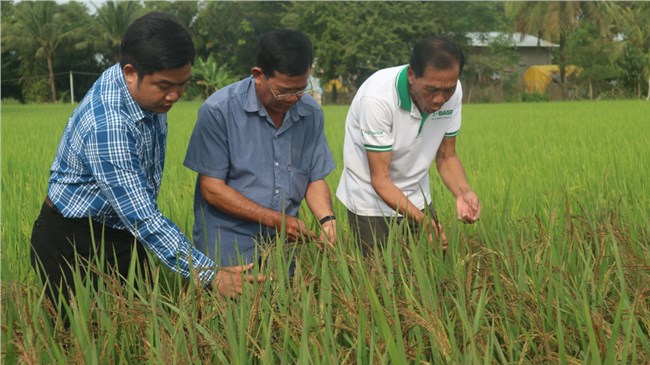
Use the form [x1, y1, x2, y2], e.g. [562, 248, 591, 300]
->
[466, 32, 559, 48]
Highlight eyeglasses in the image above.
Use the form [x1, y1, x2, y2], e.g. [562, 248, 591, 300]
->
[261, 74, 312, 99]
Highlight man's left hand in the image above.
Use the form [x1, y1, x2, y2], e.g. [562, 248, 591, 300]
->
[456, 191, 481, 223]
[318, 219, 337, 248]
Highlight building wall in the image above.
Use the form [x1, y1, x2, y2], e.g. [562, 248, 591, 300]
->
[517, 48, 554, 71]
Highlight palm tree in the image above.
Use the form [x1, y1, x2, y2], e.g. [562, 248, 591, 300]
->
[90, 1, 144, 67]
[3, 1, 81, 102]
[617, 2, 650, 100]
[506, 1, 613, 99]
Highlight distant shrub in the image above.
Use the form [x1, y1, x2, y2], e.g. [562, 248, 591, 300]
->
[22, 79, 50, 103]
[0, 98, 23, 104]
[522, 92, 549, 102]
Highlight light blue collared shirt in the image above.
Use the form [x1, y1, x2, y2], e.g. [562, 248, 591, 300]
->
[184, 76, 335, 266]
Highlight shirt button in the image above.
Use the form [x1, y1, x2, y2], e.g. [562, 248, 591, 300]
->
[274, 161, 279, 166]
[275, 189, 280, 194]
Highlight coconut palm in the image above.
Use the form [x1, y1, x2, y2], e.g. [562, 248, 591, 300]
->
[617, 2, 650, 100]
[2, 1, 82, 102]
[89, 1, 144, 68]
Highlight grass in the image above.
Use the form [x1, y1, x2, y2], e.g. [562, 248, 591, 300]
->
[1, 100, 649, 363]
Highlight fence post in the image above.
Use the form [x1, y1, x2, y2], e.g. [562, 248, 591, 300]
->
[69, 70, 74, 104]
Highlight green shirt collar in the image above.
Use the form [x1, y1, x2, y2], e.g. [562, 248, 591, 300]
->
[396, 65, 411, 111]
[396, 65, 429, 124]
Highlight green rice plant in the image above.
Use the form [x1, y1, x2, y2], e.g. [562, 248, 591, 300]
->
[2, 100, 649, 363]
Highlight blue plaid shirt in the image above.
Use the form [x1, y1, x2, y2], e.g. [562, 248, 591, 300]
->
[48, 64, 214, 285]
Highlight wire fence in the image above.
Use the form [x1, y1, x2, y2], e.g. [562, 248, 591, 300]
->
[2, 70, 102, 103]
[2, 71, 101, 83]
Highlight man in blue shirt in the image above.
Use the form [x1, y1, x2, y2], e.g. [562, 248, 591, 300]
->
[184, 29, 336, 296]
[30, 13, 221, 321]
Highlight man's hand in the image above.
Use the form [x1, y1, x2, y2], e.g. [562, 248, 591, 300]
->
[212, 263, 267, 298]
[281, 215, 317, 242]
[318, 219, 337, 248]
[423, 218, 448, 251]
[456, 191, 481, 223]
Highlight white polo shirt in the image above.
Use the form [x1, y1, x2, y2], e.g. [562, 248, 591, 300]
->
[336, 65, 462, 216]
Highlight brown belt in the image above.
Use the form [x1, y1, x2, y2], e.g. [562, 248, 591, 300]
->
[45, 196, 60, 212]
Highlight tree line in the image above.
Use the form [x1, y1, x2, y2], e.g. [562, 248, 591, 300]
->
[2, 1, 649, 103]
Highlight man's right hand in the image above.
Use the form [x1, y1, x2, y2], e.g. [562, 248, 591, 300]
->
[280, 215, 317, 243]
[212, 263, 267, 298]
[423, 218, 448, 251]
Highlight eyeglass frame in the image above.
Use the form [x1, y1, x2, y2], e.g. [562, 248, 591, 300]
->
[261, 74, 312, 99]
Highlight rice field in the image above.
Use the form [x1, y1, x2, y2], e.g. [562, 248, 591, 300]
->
[2, 100, 649, 364]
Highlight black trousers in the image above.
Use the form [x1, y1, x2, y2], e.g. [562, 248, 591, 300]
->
[30, 199, 150, 319]
[347, 205, 439, 256]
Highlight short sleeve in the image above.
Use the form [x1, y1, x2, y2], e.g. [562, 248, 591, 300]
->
[357, 96, 395, 152]
[184, 103, 230, 179]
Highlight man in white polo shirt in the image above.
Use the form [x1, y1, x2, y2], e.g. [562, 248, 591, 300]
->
[336, 37, 481, 254]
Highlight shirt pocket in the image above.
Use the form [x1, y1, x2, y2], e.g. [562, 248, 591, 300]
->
[289, 167, 310, 205]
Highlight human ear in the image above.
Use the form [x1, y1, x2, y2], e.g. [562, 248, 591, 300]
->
[122, 64, 139, 86]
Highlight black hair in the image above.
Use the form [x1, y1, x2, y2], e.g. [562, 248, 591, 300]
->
[409, 37, 465, 77]
[256, 29, 313, 78]
[120, 12, 195, 77]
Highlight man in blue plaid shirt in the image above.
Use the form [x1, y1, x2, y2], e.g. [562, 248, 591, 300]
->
[30, 13, 236, 321]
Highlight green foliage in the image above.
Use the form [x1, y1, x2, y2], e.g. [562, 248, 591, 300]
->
[2, 101, 650, 363]
[1, 41, 24, 102]
[1, 1, 649, 102]
[565, 20, 622, 100]
[1, 1, 88, 102]
[617, 44, 647, 98]
[53, 2, 103, 101]
[506, 1, 615, 100]
[283, 2, 418, 85]
[193, 2, 287, 79]
[21, 79, 51, 103]
[143, 1, 199, 33]
[89, 1, 145, 68]
[463, 33, 521, 103]
[521, 92, 549, 102]
[615, 2, 650, 99]
[192, 55, 239, 99]
[282, 2, 509, 89]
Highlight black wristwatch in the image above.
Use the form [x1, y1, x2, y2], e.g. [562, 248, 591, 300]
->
[319, 215, 336, 225]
